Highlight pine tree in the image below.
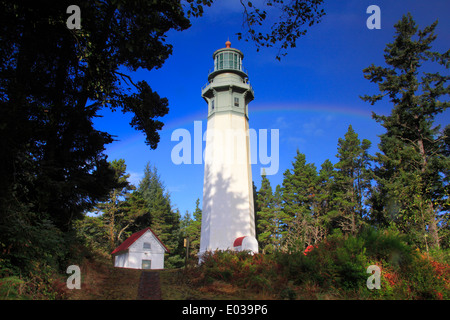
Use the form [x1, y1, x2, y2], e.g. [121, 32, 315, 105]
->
[135, 163, 169, 234]
[184, 198, 202, 257]
[332, 125, 372, 235]
[134, 162, 183, 267]
[281, 150, 319, 250]
[272, 184, 288, 250]
[116, 191, 148, 243]
[361, 14, 450, 249]
[256, 170, 275, 252]
[181, 210, 193, 236]
[95, 159, 134, 251]
[315, 159, 335, 237]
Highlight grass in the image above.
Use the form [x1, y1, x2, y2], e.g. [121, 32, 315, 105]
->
[159, 268, 272, 300]
[66, 251, 273, 300]
[66, 251, 252, 300]
[67, 251, 141, 300]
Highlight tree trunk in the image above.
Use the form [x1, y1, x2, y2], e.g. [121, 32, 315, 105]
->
[417, 137, 440, 249]
[427, 202, 440, 249]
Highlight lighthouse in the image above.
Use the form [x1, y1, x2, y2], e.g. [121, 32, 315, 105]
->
[199, 41, 258, 259]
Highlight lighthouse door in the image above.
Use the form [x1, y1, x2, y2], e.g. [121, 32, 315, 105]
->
[142, 259, 152, 269]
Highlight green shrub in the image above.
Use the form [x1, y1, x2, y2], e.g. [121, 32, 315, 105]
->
[0, 276, 26, 300]
[199, 250, 283, 294]
[362, 227, 414, 269]
[195, 231, 450, 300]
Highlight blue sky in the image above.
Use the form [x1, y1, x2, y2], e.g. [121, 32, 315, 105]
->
[93, 0, 450, 216]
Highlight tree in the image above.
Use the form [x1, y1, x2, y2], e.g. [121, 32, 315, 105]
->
[135, 164, 171, 238]
[361, 13, 450, 249]
[315, 159, 335, 236]
[95, 159, 134, 251]
[0, 0, 186, 224]
[272, 184, 288, 249]
[115, 190, 148, 244]
[256, 170, 275, 252]
[0, 1, 189, 269]
[332, 125, 372, 235]
[135, 162, 183, 267]
[74, 215, 109, 251]
[235, 0, 325, 60]
[184, 0, 325, 60]
[183, 198, 202, 257]
[281, 150, 319, 250]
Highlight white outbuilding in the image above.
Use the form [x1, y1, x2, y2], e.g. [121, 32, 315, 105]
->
[111, 227, 169, 270]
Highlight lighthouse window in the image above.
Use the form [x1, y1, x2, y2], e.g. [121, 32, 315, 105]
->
[215, 52, 241, 71]
[211, 99, 214, 110]
[234, 97, 240, 107]
[224, 52, 228, 68]
[218, 54, 223, 69]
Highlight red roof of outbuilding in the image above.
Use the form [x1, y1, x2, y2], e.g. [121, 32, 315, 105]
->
[233, 236, 246, 247]
[111, 227, 169, 255]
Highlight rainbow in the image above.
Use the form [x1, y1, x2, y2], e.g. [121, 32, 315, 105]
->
[250, 102, 372, 119]
[161, 101, 373, 131]
[160, 110, 205, 133]
[104, 101, 373, 154]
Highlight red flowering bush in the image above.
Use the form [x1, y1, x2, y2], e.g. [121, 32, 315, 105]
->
[362, 250, 450, 300]
[379, 250, 450, 300]
[195, 230, 450, 300]
[430, 260, 450, 286]
[303, 245, 315, 256]
[199, 250, 285, 294]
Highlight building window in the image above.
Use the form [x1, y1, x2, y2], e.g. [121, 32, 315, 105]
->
[224, 52, 229, 68]
[211, 99, 214, 110]
[218, 54, 223, 69]
[215, 52, 241, 71]
[143, 242, 151, 250]
[234, 97, 239, 107]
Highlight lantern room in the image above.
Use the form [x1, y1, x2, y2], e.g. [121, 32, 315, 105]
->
[208, 40, 248, 81]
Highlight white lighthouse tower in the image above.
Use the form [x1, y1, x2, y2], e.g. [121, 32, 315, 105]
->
[199, 40, 258, 259]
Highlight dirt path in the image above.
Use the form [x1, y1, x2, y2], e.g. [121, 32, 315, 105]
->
[137, 271, 162, 300]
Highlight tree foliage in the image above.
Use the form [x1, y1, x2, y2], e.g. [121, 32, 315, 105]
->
[361, 13, 450, 249]
[94, 159, 135, 251]
[254, 15, 450, 254]
[332, 125, 372, 235]
[236, 0, 325, 60]
[0, 0, 189, 272]
[182, 198, 202, 258]
[184, 0, 325, 60]
[280, 151, 322, 249]
[256, 170, 275, 252]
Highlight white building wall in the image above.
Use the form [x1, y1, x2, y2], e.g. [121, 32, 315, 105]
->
[114, 252, 129, 268]
[114, 230, 166, 269]
[200, 111, 256, 255]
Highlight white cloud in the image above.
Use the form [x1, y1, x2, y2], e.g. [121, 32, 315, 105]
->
[302, 119, 325, 137]
[273, 116, 289, 129]
[167, 184, 186, 193]
[127, 171, 144, 188]
[286, 136, 306, 147]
